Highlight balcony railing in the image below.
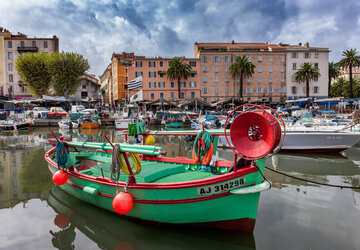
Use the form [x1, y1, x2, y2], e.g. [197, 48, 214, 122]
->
[17, 46, 38, 52]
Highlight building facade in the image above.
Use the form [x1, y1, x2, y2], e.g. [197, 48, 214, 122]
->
[284, 42, 329, 99]
[112, 52, 134, 104]
[128, 56, 200, 102]
[0, 27, 59, 99]
[194, 42, 287, 103]
[99, 63, 112, 105]
[70, 74, 99, 101]
[339, 66, 360, 81]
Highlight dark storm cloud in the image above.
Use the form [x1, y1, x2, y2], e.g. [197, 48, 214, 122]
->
[0, 0, 359, 75]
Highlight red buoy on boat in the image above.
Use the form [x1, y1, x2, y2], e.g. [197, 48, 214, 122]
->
[113, 192, 134, 214]
[52, 170, 68, 185]
[229, 109, 282, 159]
[54, 213, 70, 229]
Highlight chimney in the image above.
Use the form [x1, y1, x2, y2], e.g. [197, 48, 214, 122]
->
[305, 42, 309, 48]
[231, 40, 235, 44]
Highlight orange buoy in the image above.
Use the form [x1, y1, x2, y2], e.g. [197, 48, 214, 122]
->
[230, 110, 281, 159]
[52, 170, 68, 185]
[113, 192, 134, 214]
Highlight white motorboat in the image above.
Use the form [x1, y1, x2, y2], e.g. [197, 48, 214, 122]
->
[218, 127, 360, 153]
[0, 119, 33, 131]
[58, 119, 79, 129]
[0, 111, 33, 131]
[115, 119, 132, 130]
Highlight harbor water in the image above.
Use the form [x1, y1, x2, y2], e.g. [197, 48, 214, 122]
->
[0, 127, 359, 249]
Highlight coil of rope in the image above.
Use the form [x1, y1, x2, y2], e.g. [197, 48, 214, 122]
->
[192, 130, 213, 165]
[56, 141, 69, 169]
[110, 144, 142, 182]
[265, 166, 360, 190]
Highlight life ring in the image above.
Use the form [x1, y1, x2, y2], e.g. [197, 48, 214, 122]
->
[192, 142, 214, 165]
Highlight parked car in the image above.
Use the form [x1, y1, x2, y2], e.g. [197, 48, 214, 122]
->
[80, 109, 98, 115]
[49, 107, 68, 114]
[27, 107, 50, 119]
[71, 105, 85, 114]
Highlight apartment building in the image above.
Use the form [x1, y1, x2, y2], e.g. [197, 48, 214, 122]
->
[0, 27, 59, 99]
[194, 42, 287, 103]
[339, 66, 360, 81]
[99, 64, 112, 105]
[127, 57, 200, 102]
[111, 52, 134, 103]
[284, 42, 329, 98]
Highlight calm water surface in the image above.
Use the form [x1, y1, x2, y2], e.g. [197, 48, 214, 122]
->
[0, 127, 360, 250]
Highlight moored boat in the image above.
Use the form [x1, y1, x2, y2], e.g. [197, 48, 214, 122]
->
[45, 105, 285, 233]
[79, 114, 99, 129]
[115, 119, 131, 130]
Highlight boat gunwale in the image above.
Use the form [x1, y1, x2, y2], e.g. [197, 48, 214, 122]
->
[45, 147, 259, 189]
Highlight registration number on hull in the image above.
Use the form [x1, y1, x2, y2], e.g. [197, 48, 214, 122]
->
[197, 177, 246, 196]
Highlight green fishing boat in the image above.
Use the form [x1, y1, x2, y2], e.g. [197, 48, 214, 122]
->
[45, 105, 285, 233]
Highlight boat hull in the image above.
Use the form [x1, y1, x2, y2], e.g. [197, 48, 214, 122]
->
[45, 149, 266, 233]
[115, 119, 131, 130]
[0, 122, 30, 131]
[219, 132, 360, 153]
[165, 121, 183, 128]
[80, 122, 99, 129]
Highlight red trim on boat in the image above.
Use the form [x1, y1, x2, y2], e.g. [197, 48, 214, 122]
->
[45, 148, 257, 189]
[135, 192, 231, 204]
[64, 181, 236, 204]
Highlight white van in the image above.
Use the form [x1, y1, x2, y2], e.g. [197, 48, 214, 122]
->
[71, 105, 85, 113]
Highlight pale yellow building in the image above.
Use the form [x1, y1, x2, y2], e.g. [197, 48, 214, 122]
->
[0, 27, 58, 99]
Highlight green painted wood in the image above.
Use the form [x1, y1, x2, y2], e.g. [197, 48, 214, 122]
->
[48, 144, 268, 228]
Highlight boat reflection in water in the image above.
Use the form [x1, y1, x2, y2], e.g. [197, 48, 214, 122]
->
[268, 150, 360, 190]
[48, 186, 256, 250]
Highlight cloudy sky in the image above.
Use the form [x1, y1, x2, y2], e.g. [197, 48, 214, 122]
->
[1, 0, 359, 76]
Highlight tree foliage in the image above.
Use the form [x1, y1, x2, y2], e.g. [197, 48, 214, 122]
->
[229, 55, 255, 98]
[16, 52, 89, 98]
[295, 62, 321, 97]
[328, 62, 341, 97]
[166, 58, 192, 99]
[338, 49, 360, 98]
[330, 77, 360, 98]
[15, 52, 52, 97]
[48, 52, 90, 97]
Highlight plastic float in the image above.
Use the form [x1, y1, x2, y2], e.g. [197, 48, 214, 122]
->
[45, 104, 285, 233]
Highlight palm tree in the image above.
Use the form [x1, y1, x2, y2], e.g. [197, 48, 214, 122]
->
[166, 58, 192, 100]
[229, 55, 256, 99]
[328, 62, 341, 97]
[295, 62, 321, 98]
[330, 77, 349, 97]
[338, 49, 360, 98]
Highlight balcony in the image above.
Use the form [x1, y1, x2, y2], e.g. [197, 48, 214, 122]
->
[17, 46, 38, 52]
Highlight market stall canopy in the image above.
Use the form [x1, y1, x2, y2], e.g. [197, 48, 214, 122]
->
[211, 98, 242, 107]
[179, 98, 211, 108]
[144, 99, 177, 106]
[42, 95, 69, 102]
